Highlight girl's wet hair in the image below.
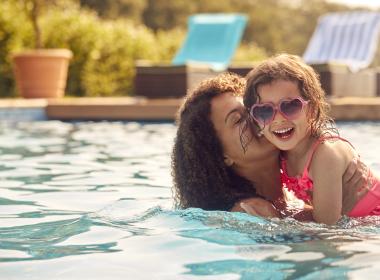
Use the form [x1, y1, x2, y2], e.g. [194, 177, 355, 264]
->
[244, 54, 336, 137]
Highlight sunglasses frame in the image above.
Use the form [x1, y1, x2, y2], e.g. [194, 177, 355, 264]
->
[250, 97, 309, 126]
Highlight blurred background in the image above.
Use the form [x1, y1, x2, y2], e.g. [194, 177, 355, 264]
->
[1, 0, 379, 98]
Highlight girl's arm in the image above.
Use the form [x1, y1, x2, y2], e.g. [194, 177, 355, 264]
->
[310, 141, 355, 225]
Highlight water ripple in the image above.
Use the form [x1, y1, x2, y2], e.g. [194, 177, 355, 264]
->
[0, 121, 379, 279]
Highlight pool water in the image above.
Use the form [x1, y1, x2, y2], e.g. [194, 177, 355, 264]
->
[0, 121, 380, 279]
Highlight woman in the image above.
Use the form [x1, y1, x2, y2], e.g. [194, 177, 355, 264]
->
[172, 73, 368, 219]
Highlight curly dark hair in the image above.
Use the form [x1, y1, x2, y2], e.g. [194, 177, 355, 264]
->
[172, 73, 259, 211]
[244, 54, 335, 137]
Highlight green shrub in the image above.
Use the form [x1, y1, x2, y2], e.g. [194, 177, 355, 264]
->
[37, 6, 168, 96]
[0, 0, 32, 97]
[80, 20, 158, 96]
[153, 28, 185, 62]
[0, 2, 259, 98]
[0, 2, 163, 97]
[233, 42, 268, 63]
[41, 7, 100, 96]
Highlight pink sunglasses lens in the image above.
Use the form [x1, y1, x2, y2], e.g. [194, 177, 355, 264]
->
[280, 99, 303, 118]
[251, 105, 274, 125]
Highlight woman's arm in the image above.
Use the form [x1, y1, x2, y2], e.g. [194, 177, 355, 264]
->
[231, 197, 280, 218]
[341, 157, 370, 215]
[232, 157, 369, 222]
[288, 204, 315, 221]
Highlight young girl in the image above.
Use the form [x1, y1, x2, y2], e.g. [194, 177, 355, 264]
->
[243, 54, 380, 225]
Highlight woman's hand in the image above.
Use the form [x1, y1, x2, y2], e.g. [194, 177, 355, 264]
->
[231, 197, 280, 218]
[342, 157, 370, 215]
[232, 157, 371, 220]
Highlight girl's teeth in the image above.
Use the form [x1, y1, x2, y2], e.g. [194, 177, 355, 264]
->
[274, 128, 292, 134]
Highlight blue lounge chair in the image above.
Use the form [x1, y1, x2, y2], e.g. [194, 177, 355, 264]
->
[172, 14, 248, 71]
[303, 11, 380, 72]
[135, 13, 248, 97]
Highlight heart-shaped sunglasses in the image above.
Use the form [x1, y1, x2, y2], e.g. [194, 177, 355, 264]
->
[250, 97, 309, 126]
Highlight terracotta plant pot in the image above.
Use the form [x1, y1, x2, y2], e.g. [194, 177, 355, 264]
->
[12, 49, 73, 98]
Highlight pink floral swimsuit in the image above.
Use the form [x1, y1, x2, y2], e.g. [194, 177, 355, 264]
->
[280, 136, 380, 217]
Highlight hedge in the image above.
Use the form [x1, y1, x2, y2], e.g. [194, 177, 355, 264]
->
[0, 1, 183, 97]
[0, 1, 265, 97]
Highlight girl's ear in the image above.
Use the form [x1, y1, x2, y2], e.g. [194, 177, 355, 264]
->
[224, 155, 234, 166]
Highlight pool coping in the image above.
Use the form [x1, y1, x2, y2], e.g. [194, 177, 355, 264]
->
[1, 97, 380, 121]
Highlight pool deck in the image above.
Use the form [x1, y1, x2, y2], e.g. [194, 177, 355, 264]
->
[1, 97, 380, 121]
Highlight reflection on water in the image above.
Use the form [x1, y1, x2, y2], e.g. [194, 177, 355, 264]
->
[0, 121, 380, 279]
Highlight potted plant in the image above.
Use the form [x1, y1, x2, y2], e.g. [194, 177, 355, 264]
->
[12, 0, 72, 98]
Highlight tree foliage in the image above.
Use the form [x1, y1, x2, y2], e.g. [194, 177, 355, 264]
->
[79, 0, 147, 22]
[0, 0, 182, 97]
[0, 0, 373, 97]
[78, 0, 359, 55]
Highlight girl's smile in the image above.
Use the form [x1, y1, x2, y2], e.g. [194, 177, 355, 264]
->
[256, 79, 310, 152]
[272, 126, 295, 139]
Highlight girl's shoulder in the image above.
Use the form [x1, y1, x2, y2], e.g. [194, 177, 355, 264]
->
[317, 137, 356, 158]
[309, 136, 357, 174]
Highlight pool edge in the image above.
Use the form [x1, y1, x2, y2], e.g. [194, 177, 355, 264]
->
[0, 97, 379, 121]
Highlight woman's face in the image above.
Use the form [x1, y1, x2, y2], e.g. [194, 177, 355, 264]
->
[210, 92, 277, 167]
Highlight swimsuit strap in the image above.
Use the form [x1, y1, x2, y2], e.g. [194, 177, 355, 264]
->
[303, 135, 355, 177]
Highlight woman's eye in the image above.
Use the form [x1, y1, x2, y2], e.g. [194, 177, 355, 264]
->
[234, 116, 243, 124]
[236, 116, 248, 126]
[235, 111, 248, 125]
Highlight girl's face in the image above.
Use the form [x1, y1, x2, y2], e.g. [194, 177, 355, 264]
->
[255, 79, 310, 151]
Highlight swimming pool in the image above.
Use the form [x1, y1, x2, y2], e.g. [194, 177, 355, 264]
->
[1, 121, 379, 279]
